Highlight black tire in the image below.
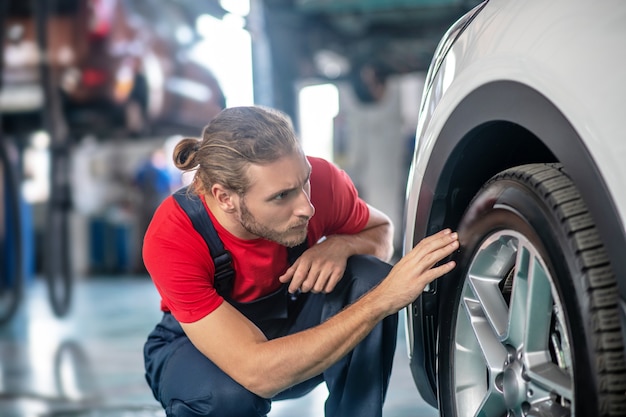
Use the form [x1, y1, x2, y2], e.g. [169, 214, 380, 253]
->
[45, 148, 73, 317]
[438, 163, 626, 417]
[45, 205, 73, 317]
[0, 140, 23, 325]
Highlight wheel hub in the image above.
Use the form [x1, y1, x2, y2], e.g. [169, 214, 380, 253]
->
[502, 353, 528, 410]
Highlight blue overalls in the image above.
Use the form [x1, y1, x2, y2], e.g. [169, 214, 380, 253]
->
[143, 190, 398, 417]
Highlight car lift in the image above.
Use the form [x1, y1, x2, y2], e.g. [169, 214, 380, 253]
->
[34, 0, 73, 318]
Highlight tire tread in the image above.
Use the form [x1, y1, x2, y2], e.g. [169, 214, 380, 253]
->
[498, 163, 626, 415]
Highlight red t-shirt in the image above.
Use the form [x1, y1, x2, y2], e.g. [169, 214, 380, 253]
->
[143, 156, 370, 323]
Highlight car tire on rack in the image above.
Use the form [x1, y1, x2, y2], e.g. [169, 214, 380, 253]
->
[437, 163, 626, 417]
[0, 139, 23, 325]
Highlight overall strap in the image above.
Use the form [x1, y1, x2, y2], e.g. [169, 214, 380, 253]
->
[173, 187, 235, 298]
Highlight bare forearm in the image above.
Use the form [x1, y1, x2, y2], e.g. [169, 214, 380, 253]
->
[347, 222, 394, 261]
[327, 222, 394, 263]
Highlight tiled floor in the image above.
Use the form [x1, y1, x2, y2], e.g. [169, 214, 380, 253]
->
[0, 276, 438, 417]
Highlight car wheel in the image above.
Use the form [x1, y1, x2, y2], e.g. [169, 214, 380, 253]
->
[438, 163, 626, 417]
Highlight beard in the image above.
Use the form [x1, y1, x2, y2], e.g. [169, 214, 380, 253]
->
[238, 199, 309, 247]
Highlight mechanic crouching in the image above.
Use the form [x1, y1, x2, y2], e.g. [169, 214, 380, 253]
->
[142, 105, 459, 417]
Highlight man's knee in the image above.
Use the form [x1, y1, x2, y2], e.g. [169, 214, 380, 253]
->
[344, 254, 392, 292]
[324, 255, 392, 315]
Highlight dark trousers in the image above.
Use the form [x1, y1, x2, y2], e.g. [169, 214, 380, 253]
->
[143, 255, 398, 417]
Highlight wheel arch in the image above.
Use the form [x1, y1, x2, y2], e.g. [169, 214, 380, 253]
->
[416, 81, 626, 294]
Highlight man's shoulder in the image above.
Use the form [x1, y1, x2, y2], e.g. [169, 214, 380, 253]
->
[307, 156, 340, 180]
[149, 194, 194, 232]
[306, 155, 327, 167]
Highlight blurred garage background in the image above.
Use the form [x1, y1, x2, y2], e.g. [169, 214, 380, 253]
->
[0, 0, 480, 415]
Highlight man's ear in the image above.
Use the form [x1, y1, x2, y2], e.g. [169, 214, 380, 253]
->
[211, 184, 237, 213]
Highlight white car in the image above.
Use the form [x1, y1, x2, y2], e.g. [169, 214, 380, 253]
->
[403, 1, 626, 416]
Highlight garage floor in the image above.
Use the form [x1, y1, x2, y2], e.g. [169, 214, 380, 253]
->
[0, 276, 438, 417]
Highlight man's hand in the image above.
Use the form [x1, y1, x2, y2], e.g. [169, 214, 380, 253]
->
[374, 228, 459, 315]
[278, 235, 350, 294]
[279, 203, 394, 294]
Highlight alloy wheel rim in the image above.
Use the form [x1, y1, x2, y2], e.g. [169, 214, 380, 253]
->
[453, 230, 573, 417]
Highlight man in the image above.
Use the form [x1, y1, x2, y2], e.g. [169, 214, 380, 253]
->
[142, 106, 459, 417]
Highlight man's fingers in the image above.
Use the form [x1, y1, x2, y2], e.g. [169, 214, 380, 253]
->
[300, 268, 322, 293]
[422, 229, 456, 251]
[406, 229, 452, 254]
[278, 266, 294, 284]
[288, 274, 305, 294]
[322, 269, 343, 293]
[288, 261, 312, 293]
[422, 259, 457, 284]
[406, 231, 458, 264]
[422, 237, 459, 268]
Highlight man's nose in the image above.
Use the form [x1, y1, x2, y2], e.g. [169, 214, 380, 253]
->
[294, 189, 315, 218]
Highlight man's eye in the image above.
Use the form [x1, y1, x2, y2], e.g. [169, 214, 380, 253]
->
[275, 191, 290, 200]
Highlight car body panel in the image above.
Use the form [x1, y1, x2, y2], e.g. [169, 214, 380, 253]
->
[403, 0, 626, 405]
